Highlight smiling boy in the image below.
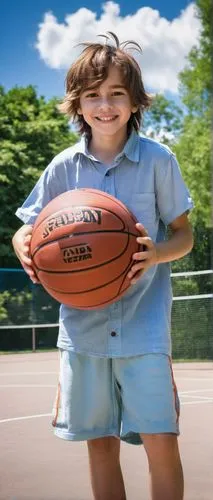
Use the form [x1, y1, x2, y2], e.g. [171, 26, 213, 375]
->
[12, 33, 193, 500]
[77, 65, 138, 164]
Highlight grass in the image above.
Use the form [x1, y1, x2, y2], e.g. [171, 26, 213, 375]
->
[0, 348, 58, 355]
[173, 359, 212, 363]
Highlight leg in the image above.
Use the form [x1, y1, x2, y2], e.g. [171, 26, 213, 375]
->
[87, 436, 126, 500]
[141, 433, 184, 500]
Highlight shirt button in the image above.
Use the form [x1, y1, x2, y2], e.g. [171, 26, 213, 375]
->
[110, 331, 117, 337]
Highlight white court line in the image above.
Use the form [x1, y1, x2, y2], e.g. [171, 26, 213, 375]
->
[180, 389, 213, 394]
[180, 395, 213, 401]
[181, 400, 213, 405]
[1, 386, 213, 392]
[0, 414, 51, 423]
[175, 378, 213, 382]
[0, 384, 55, 388]
[1, 398, 213, 424]
[0, 372, 57, 376]
[0, 374, 213, 381]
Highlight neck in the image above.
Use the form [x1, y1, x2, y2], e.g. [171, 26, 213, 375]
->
[89, 130, 128, 164]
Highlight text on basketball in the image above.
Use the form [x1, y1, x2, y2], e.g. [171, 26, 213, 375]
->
[43, 208, 102, 238]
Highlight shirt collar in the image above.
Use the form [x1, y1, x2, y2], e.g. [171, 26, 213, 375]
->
[122, 130, 140, 162]
[73, 129, 140, 163]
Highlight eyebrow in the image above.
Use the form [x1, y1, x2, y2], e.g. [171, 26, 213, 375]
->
[109, 85, 126, 89]
[84, 84, 126, 91]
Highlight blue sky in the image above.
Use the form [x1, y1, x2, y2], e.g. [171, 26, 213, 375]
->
[1, 0, 199, 101]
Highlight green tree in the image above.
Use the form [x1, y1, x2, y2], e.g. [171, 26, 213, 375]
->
[0, 85, 78, 267]
[179, 0, 212, 114]
[171, 0, 212, 278]
[174, 113, 211, 227]
[143, 0, 212, 230]
[143, 94, 183, 146]
[174, 0, 212, 228]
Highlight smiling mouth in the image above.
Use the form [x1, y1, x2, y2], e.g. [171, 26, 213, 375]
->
[95, 116, 118, 122]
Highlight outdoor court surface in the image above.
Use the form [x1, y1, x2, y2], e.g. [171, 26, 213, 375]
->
[0, 352, 213, 500]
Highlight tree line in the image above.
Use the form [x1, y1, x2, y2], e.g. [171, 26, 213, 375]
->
[1, 0, 211, 273]
[0, 0, 212, 356]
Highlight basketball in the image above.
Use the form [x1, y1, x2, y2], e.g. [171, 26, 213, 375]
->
[30, 188, 140, 309]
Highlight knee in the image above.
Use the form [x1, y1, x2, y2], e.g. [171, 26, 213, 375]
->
[141, 434, 180, 463]
[87, 437, 120, 458]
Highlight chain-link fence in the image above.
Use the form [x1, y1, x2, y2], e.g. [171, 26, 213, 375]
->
[171, 270, 213, 359]
[0, 269, 212, 358]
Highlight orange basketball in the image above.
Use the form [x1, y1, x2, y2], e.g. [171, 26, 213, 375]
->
[30, 188, 140, 309]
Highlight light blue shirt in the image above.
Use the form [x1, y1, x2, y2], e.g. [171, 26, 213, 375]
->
[16, 131, 193, 357]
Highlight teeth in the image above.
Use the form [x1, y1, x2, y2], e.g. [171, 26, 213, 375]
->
[97, 117, 116, 121]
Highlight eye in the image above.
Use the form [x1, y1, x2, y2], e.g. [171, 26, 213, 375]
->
[85, 92, 98, 98]
[112, 91, 125, 96]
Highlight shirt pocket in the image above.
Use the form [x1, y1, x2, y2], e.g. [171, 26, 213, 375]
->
[123, 193, 156, 230]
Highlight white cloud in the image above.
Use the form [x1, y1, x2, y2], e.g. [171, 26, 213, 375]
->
[35, 1, 201, 93]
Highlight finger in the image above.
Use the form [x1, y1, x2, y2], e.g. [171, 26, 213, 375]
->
[129, 261, 145, 275]
[136, 236, 152, 246]
[21, 254, 33, 266]
[25, 234, 32, 243]
[128, 263, 145, 280]
[31, 277, 40, 284]
[22, 265, 40, 284]
[30, 273, 40, 284]
[135, 222, 148, 236]
[132, 250, 149, 261]
[23, 244, 32, 258]
[130, 269, 144, 285]
[23, 225, 33, 235]
[23, 267, 35, 279]
[14, 251, 31, 267]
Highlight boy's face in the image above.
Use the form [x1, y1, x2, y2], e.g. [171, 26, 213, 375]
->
[78, 65, 137, 140]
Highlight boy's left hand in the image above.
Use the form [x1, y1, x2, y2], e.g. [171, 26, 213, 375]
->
[128, 222, 158, 285]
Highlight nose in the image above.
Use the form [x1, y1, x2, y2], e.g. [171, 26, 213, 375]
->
[98, 96, 112, 110]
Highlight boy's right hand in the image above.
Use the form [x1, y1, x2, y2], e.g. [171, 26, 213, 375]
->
[12, 225, 40, 284]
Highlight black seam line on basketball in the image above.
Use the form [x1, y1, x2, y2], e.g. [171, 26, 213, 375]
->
[36, 231, 132, 298]
[44, 283, 130, 309]
[76, 285, 129, 310]
[31, 229, 138, 259]
[75, 246, 140, 309]
[32, 202, 126, 237]
[118, 242, 141, 294]
[79, 284, 130, 309]
[32, 188, 137, 231]
[118, 260, 133, 294]
[33, 231, 132, 274]
[64, 284, 130, 309]
[81, 190, 138, 223]
[38, 255, 132, 296]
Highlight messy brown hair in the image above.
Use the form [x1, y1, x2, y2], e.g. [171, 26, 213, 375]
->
[59, 32, 152, 136]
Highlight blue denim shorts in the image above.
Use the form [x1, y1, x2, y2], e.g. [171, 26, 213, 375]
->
[52, 350, 180, 446]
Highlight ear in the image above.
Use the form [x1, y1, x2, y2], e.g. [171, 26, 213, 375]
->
[131, 105, 138, 113]
[77, 107, 83, 115]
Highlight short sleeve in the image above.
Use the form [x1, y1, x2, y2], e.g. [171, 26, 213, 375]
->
[155, 153, 194, 225]
[15, 161, 61, 225]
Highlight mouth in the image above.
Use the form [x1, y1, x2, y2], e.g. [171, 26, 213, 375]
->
[95, 116, 118, 122]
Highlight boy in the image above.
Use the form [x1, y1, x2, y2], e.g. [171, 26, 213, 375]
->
[12, 33, 193, 500]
